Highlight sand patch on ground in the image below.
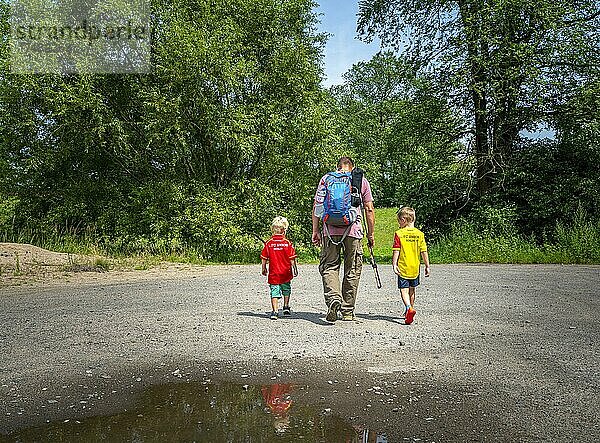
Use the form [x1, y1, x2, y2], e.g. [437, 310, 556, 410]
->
[0, 242, 100, 281]
[0, 242, 83, 267]
[0, 242, 223, 287]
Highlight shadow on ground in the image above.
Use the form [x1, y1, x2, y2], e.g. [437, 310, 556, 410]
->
[237, 311, 331, 326]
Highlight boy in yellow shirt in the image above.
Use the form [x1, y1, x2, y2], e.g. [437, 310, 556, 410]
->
[392, 207, 430, 325]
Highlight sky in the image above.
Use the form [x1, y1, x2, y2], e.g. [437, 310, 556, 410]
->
[314, 1, 381, 88]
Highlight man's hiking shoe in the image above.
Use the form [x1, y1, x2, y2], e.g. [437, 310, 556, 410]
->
[283, 306, 291, 316]
[405, 307, 416, 325]
[270, 311, 278, 320]
[342, 312, 356, 321]
[326, 300, 341, 323]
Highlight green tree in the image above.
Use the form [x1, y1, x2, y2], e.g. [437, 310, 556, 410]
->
[357, 0, 600, 197]
[0, 0, 329, 258]
[499, 78, 600, 237]
[328, 51, 470, 231]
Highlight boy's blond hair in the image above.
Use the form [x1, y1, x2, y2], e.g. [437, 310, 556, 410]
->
[397, 206, 416, 224]
[271, 216, 289, 234]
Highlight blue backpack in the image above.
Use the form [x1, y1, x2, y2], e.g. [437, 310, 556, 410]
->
[320, 168, 364, 232]
[322, 172, 356, 226]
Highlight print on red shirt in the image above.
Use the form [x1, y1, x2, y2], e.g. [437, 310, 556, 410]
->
[260, 234, 297, 285]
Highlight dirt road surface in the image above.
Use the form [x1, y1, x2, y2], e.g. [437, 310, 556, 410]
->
[1, 264, 599, 441]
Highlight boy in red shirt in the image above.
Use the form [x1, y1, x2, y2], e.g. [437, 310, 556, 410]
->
[261, 216, 298, 320]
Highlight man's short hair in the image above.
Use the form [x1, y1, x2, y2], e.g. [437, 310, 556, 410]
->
[337, 156, 354, 170]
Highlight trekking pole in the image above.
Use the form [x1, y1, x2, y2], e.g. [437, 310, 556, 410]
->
[367, 239, 382, 289]
[363, 209, 382, 289]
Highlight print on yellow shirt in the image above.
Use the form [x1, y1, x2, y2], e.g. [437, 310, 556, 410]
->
[392, 227, 427, 279]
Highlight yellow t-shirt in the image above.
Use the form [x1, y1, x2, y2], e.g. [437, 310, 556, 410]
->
[392, 227, 427, 279]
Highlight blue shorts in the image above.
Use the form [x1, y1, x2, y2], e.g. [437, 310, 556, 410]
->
[397, 275, 420, 289]
[269, 282, 291, 298]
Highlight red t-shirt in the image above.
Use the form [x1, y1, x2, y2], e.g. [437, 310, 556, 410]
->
[261, 384, 293, 416]
[260, 234, 297, 285]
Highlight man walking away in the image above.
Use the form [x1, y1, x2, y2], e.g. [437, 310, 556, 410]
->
[311, 156, 375, 322]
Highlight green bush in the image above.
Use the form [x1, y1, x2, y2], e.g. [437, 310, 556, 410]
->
[429, 205, 600, 264]
[0, 196, 18, 237]
[554, 205, 600, 263]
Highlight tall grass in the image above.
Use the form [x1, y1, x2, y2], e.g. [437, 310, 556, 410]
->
[370, 207, 600, 265]
[434, 210, 600, 264]
[551, 206, 600, 263]
[430, 225, 549, 264]
[3, 207, 599, 265]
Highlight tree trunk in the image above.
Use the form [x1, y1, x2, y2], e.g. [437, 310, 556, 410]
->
[460, 0, 492, 197]
[473, 78, 492, 196]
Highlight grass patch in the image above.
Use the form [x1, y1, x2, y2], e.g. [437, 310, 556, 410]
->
[369, 207, 399, 264]
[430, 226, 546, 264]
[429, 207, 600, 264]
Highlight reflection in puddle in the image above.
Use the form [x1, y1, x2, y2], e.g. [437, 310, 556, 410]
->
[262, 383, 294, 435]
[6, 382, 387, 442]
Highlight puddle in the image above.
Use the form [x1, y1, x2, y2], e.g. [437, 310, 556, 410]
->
[4, 382, 388, 442]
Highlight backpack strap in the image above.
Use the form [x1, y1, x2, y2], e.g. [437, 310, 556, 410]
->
[323, 222, 353, 246]
[351, 168, 364, 207]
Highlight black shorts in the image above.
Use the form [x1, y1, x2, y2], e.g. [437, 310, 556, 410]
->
[397, 275, 420, 289]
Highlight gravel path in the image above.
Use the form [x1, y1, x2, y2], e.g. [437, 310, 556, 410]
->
[1, 264, 599, 441]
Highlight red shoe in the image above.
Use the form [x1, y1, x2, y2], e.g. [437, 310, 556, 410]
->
[405, 307, 416, 325]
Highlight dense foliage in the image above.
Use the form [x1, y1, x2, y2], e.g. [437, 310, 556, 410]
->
[357, 0, 600, 243]
[327, 52, 471, 235]
[358, 0, 600, 194]
[1, 0, 599, 262]
[1, 0, 339, 260]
